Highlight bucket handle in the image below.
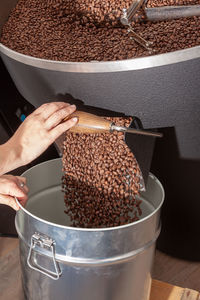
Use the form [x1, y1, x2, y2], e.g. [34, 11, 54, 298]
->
[27, 232, 62, 280]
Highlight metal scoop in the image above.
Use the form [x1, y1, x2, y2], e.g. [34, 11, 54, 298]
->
[64, 110, 162, 190]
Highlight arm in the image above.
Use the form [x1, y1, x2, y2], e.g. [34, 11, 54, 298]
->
[0, 142, 21, 176]
[0, 102, 77, 175]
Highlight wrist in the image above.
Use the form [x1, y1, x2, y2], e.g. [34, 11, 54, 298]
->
[0, 141, 23, 175]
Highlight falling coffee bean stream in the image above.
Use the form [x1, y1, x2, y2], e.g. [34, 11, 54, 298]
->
[62, 117, 142, 228]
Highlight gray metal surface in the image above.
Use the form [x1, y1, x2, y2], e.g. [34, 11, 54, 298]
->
[15, 158, 164, 300]
[112, 124, 162, 137]
[145, 5, 200, 22]
[1, 49, 200, 159]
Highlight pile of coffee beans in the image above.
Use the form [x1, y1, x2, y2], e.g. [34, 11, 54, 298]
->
[47, 0, 135, 27]
[1, 0, 200, 61]
[62, 117, 142, 228]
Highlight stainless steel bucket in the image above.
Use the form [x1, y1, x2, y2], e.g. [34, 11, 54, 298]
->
[15, 158, 164, 300]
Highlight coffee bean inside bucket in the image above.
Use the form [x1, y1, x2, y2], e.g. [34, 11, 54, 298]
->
[1, 0, 200, 61]
[62, 117, 142, 228]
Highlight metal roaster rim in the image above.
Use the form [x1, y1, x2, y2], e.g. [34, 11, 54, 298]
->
[15, 158, 165, 232]
[1, 43, 200, 73]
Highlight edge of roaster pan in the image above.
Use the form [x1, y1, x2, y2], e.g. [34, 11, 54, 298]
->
[1, 43, 200, 73]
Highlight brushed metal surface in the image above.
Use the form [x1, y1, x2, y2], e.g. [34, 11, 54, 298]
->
[1, 43, 200, 72]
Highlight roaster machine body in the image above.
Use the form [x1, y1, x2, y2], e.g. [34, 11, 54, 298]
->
[1, 0, 200, 259]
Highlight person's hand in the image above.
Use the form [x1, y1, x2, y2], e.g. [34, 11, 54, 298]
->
[0, 175, 28, 210]
[0, 102, 77, 174]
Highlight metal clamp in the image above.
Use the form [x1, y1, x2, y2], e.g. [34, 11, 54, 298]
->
[120, 0, 145, 26]
[27, 232, 62, 280]
[120, 0, 154, 53]
[128, 25, 154, 53]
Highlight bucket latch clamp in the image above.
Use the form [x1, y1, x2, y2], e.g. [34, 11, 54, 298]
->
[27, 232, 62, 280]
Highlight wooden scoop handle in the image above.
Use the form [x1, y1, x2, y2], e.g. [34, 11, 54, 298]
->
[64, 110, 112, 134]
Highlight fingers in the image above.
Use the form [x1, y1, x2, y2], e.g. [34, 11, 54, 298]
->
[0, 194, 20, 210]
[32, 102, 71, 120]
[16, 194, 28, 209]
[0, 193, 28, 211]
[16, 176, 29, 194]
[45, 104, 76, 130]
[0, 175, 29, 210]
[4, 102, 78, 170]
[50, 117, 78, 141]
[0, 175, 28, 197]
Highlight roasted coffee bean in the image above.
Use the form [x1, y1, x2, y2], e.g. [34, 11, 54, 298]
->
[1, 0, 200, 62]
[62, 117, 142, 228]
